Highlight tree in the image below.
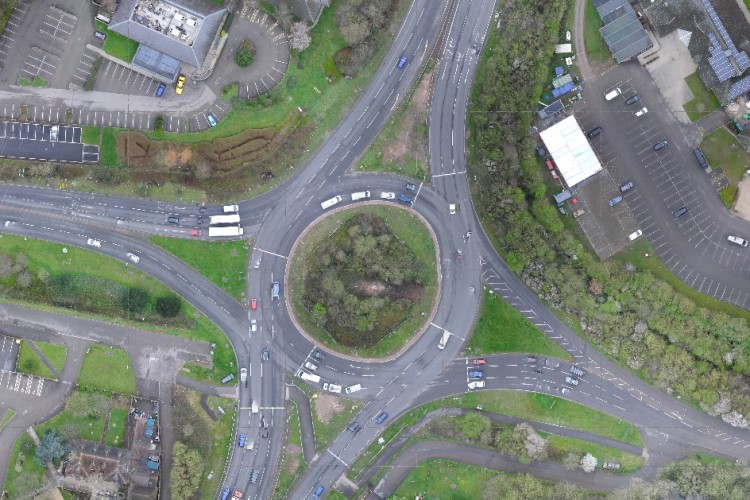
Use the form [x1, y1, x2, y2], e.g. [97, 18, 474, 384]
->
[457, 412, 490, 441]
[235, 40, 256, 68]
[35, 429, 69, 466]
[170, 442, 203, 498]
[13, 472, 46, 496]
[120, 287, 149, 314]
[156, 296, 181, 317]
[561, 451, 580, 470]
[290, 22, 311, 51]
[580, 453, 597, 473]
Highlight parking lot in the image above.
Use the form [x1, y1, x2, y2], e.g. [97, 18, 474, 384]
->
[94, 59, 163, 97]
[0, 121, 98, 162]
[0, 0, 29, 71]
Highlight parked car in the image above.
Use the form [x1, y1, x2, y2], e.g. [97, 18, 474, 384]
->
[635, 107, 648, 117]
[405, 183, 417, 191]
[603, 461, 621, 470]
[397, 55, 408, 68]
[380, 192, 395, 200]
[87, 238, 101, 247]
[587, 127, 602, 138]
[94, 31, 106, 41]
[728, 235, 749, 247]
[155, 83, 166, 97]
[468, 380, 485, 389]
[206, 113, 218, 127]
[619, 181, 633, 192]
[190, 229, 201, 236]
[473, 358, 486, 365]
[628, 229, 643, 241]
[468, 370, 484, 379]
[398, 194, 413, 204]
[653, 140, 668, 151]
[625, 94, 640, 105]
[374, 411, 388, 424]
[673, 206, 688, 218]
[313, 350, 326, 361]
[175, 75, 186, 95]
[608, 195, 623, 207]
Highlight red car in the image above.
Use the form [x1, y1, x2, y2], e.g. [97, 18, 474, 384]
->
[250, 298, 257, 310]
[473, 358, 486, 365]
[190, 229, 202, 236]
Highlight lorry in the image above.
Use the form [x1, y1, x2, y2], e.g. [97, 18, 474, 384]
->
[296, 369, 321, 384]
[208, 225, 244, 237]
[438, 331, 450, 350]
[209, 214, 241, 225]
[223, 204, 239, 213]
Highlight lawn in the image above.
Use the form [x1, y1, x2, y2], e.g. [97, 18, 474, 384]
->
[274, 400, 305, 499]
[289, 205, 437, 358]
[77, 344, 136, 395]
[95, 21, 139, 63]
[4, 433, 48, 499]
[16, 341, 56, 380]
[105, 407, 128, 447]
[683, 72, 721, 122]
[700, 127, 750, 185]
[0, 408, 16, 432]
[100, 127, 120, 166]
[37, 391, 107, 442]
[467, 290, 571, 360]
[543, 433, 643, 473]
[583, 0, 611, 63]
[81, 126, 100, 145]
[17, 76, 47, 87]
[35, 340, 67, 371]
[149, 236, 249, 302]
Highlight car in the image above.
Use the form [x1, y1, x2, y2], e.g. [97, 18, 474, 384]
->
[221, 488, 231, 500]
[635, 107, 648, 117]
[561, 387, 569, 394]
[525, 356, 538, 363]
[619, 181, 633, 192]
[673, 206, 688, 218]
[167, 215, 181, 224]
[94, 31, 106, 41]
[346, 421, 361, 434]
[254, 258, 261, 268]
[251, 298, 257, 310]
[190, 229, 201, 236]
[262, 347, 270, 361]
[587, 127, 602, 138]
[324, 382, 342, 393]
[197, 216, 204, 225]
[398, 194, 413, 204]
[628, 229, 643, 241]
[272, 281, 280, 300]
[313, 350, 326, 361]
[126, 252, 140, 263]
[345, 384, 362, 394]
[625, 94, 640, 105]
[545, 358, 560, 368]
[565, 376, 579, 386]
[570, 366, 585, 377]
[380, 192, 395, 200]
[473, 358, 486, 365]
[206, 113, 218, 127]
[240, 368, 247, 385]
[86, 238, 101, 247]
[261, 415, 269, 429]
[608, 195, 623, 207]
[728, 235, 749, 247]
[251, 319, 257, 332]
[653, 140, 668, 151]
[304, 361, 318, 371]
[449, 203, 456, 214]
[155, 83, 166, 97]
[374, 411, 388, 424]
[468, 370, 484, 379]
[175, 75, 186, 95]
[397, 55, 408, 68]
[199, 206, 207, 213]
[238, 433, 247, 447]
[405, 183, 417, 191]
[468, 380, 485, 389]
[603, 461, 621, 470]
[250, 469, 261, 484]
[312, 486, 325, 499]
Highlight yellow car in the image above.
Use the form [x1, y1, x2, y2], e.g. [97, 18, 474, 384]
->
[175, 75, 186, 95]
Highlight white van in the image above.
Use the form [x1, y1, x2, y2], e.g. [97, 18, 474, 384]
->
[351, 191, 371, 201]
[223, 204, 239, 213]
[321, 195, 343, 209]
[438, 331, 451, 350]
[296, 369, 321, 384]
[604, 88, 622, 101]
[345, 384, 362, 394]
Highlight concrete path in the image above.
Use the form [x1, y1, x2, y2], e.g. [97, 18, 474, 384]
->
[288, 383, 316, 464]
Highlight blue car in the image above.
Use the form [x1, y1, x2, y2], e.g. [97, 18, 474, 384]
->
[312, 485, 325, 499]
[374, 411, 388, 424]
[238, 433, 247, 448]
[397, 55, 408, 68]
[221, 488, 231, 500]
[155, 83, 166, 97]
[398, 194, 412, 204]
[608, 195, 622, 207]
[468, 370, 484, 379]
[206, 113, 218, 127]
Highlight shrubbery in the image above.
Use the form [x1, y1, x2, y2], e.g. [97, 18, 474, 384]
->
[234, 40, 255, 68]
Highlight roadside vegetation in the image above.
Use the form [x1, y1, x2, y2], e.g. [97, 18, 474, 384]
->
[0, 408, 16, 432]
[0, 0, 15, 40]
[468, 290, 571, 359]
[171, 387, 235, 499]
[17, 76, 48, 87]
[149, 236, 250, 302]
[17, 341, 56, 379]
[295, 381, 361, 452]
[274, 400, 305, 499]
[468, 0, 750, 427]
[683, 72, 721, 122]
[583, 0, 610, 63]
[289, 206, 437, 357]
[77, 344, 136, 395]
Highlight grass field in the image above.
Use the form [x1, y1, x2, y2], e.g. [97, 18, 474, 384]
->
[16, 341, 56, 379]
[700, 127, 750, 185]
[149, 236, 249, 302]
[683, 72, 721, 122]
[274, 401, 305, 499]
[95, 21, 139, 63]
[544, 433, 643, 473]
[106, 407, 128, 447]
[77, 344, 136, 395]
[584, 0, 611, 63]
[289, 205, 437, 358]
[100, 127, 120, 166]
[36, 340, 67, 371]
[467, 291, 571, 360]
[81, 126, 100, 145]
[4, 433, 48, 499]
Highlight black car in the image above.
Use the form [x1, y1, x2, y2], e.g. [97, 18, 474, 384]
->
[261, 347, 270, 361]
[625, 95, 640, 105]
[346, 421, 361, 434]
[313, 350, 326, 361]
[199, 206, 207, 213]
[167, 215, 181, 224]
[587, 127, 602, 138]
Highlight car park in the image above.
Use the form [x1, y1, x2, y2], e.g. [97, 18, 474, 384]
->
[398, 194, 413, 204]
[405, 183, 416, 191]
[468, 370, 484, 379]
[473, 358, 486, 365]
[653, 140, 668, 151]
[175, 75, 186, 95]
[190, 229, 201, 236]
[126, 253, 140, 263]
[206, 113, 218, 127]
[729, 235, 749, 247]
[155, 83, 166, 97]
[468, 380, 485, 390]
[625, 94, 640, 105]
[86, 238, 101, 247]
[374, 411, 389, 424]
[449, 203, 456, 214]
[380, 192, 395, 200]
[397, 55, 408, 68]
[346, 421, 361, 434]
[238, 433, 247, 447]
[619, 181, 633, 192]
[635, 107, 648, 117]
[587, 127, 602, 138]
[262, 347, 270, 361]
[608, 195, 623, 207]
[628, 229, 643, 241]
[251, 298, 257, 310]
[673, 206, 688, 218]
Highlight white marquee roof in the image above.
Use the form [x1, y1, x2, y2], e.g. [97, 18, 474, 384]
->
[539, 116, 602, 187]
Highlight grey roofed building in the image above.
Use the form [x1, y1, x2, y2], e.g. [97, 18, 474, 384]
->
[537, 99, 564, 120]
[592, 0, 652, 64]
[109, 0, 226, 68]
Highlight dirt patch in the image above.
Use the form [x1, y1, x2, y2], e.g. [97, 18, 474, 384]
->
[314, 393, 346, 423]
[349, 279, 424, 300]
[384, 69, 433, 162]
[284, 443, 302, 473]
[733, 174, 750, 221]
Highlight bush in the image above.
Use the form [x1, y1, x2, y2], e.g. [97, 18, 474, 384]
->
[234, 40, 255, 68]
[35, 429, 69, 466]
[154, 116, 164, 138]
[120, 287, 149, 313]
[156, 296, 181, 317]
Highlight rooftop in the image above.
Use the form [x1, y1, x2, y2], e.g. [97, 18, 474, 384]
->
[539, 116, 603, 188]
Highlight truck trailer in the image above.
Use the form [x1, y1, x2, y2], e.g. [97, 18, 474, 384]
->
[208, 225, 244, 237]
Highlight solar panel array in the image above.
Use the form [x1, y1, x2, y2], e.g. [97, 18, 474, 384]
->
[707, 33, 736, 82]
[727, 74, 750, 101]
[703, 0, 750, 81]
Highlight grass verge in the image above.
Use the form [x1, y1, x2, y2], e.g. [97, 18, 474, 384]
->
[683, 72, 720, 122]
[289, 205, 437, 358]
[149, 236, 250, 302]
[106, 407, 128, 447]
[295, 381, 361, 452]
[100, 127, 120, 166]
[583, 0, 610, 63]
[274, 400, 305, 499]
[35, 340, 67, 371]
[16, 341, 56, 379]
[467, 290, 571, 360]
[82, 126, 100, 145]
[543, 433, 642, 473]
[17, 76, 47, 87]
[4, 433, 48, 499]
[95, 21, 139, 63]
[77, 344, 136, 395]
[700, 127, 750, 185]
[0, 408, 16, 432]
